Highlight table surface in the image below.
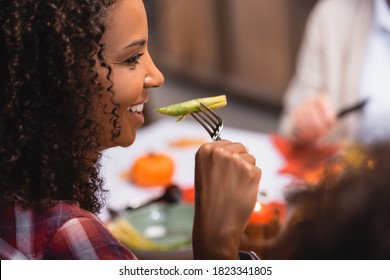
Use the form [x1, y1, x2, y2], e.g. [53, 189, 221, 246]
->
[98, 118, 292, 222]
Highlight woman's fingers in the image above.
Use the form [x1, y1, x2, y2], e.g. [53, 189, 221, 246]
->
[209, 140, 257, 164]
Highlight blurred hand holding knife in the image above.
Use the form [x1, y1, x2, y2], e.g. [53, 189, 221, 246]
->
[337, 98, 369, 119]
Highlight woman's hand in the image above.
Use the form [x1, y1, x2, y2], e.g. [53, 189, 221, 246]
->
[291, 93, 336, 144]
[192, 140, 261, 259]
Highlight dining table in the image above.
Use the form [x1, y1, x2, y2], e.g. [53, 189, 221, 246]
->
[98, 117, 293, 223]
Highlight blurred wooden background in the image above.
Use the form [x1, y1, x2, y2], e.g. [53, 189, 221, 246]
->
[147, 0, 318, 109]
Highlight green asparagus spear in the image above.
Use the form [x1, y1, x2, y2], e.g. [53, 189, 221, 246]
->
[155, 95, 227, 121]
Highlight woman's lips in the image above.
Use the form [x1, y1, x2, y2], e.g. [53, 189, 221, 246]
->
[127, 102, 145, 124]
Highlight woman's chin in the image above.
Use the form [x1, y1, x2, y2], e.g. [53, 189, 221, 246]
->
[105, 132, 136, 149]
[116, 135, 136, 148]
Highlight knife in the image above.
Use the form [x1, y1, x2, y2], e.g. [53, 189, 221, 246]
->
[337, 98, 369, 119]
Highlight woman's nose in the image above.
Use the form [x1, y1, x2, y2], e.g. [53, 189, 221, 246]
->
[144, 55, 164, 88]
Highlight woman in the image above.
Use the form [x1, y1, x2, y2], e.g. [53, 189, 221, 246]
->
[279, 0, 390, 145]
[0, 0, 261, 259]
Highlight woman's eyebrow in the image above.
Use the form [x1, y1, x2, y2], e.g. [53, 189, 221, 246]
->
[122, 39, 146, 50]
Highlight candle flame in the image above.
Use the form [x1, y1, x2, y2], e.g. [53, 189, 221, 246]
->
[254, 201, 262, 212]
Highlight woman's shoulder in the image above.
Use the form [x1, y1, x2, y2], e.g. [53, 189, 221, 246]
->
[316, 0, 369, 11]
[44, 201, 99, 222]
[42, 202, 137, 259]
[305, 0, 373, 41]
[0, 201, 104, 259]
[311, 0, 371, 24]
[8, 201, 101, 232]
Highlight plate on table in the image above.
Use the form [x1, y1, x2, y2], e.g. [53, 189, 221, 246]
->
[107, 202, 194, 260]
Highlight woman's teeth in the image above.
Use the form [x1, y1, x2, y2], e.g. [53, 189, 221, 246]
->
[128, 103, 144, 113]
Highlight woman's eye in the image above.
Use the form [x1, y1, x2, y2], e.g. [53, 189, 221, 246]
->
[123, 53, 144, 66]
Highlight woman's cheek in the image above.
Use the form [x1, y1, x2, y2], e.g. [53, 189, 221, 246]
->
[111, 70, 143, 102]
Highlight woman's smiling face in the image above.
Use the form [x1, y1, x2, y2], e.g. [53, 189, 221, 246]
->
[99, 0, 164, 148]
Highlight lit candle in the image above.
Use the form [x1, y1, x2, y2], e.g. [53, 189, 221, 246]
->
[248, 201, 274, 225]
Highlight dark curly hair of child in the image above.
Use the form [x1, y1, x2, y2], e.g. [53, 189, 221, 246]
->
[266, 142, 390, 259]
[0, 0, 119, 213]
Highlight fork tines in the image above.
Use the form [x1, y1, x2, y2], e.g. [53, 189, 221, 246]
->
[191, 102, 223, 141]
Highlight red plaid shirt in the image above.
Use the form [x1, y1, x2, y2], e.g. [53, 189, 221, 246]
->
[0, 201, 137, 260]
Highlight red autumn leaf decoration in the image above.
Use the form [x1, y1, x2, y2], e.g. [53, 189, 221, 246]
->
[271, 134, 340, 185]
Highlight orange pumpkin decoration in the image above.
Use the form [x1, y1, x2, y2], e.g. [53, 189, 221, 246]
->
[129, 153, 175, 187]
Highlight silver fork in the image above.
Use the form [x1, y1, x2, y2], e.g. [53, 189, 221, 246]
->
[190, 102, 223, 141]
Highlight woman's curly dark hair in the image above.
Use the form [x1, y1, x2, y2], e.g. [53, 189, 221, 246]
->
[0, 0, 120, 213]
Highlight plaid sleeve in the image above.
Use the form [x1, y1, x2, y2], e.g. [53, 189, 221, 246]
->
[43, 217, 137, 260]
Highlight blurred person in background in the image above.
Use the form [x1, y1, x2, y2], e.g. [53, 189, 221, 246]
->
[0, 0, 261, 260]
[263, 141, 390, 259]
[278, 0, 390, 145]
